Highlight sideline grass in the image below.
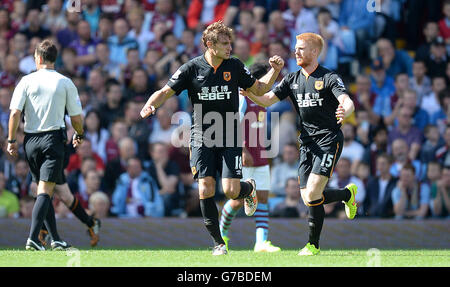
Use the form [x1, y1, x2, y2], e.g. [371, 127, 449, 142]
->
[0, 248, 448, 267]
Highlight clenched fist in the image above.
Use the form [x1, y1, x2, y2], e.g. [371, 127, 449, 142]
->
[269, 55, 284, 71]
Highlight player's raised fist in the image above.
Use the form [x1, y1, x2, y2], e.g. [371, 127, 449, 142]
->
[140, 104, 156, 119]
[269, 55, 284, 71]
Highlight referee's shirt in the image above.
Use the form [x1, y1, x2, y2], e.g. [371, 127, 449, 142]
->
[10, 68, 82, 133]
[272, 65, 347, 144]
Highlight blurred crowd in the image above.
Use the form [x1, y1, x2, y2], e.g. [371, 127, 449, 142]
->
[0, 0, 449, 221]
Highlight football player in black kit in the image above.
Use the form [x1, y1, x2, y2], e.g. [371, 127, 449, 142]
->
[243, 33, 357, 256]
[140, 21, 284, 255]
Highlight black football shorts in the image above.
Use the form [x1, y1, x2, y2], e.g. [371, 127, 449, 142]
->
[298, 130, 344, 189]
[189, 145, 243, 179]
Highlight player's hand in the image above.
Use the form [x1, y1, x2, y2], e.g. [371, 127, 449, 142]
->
[335, 104, 345, 124]
[72, 133, 83, 148]
[140, 103, 156, 119]
[269, 55, 284, 71]
[7, 142, 18, 157]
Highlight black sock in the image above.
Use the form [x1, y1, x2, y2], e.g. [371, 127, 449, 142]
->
[307, 198, 325, 249]
[200, 197, 225, 246]
[323, 187, 351, 204]
[235, 181, 252, 199]
[70, 197, 94, 228]
[29, 193, 51, 242]
[44, 201, 61, 242]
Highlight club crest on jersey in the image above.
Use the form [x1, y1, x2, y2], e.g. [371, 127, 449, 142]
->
[315, 80, 324, 90]
[223, 72, 231, 81]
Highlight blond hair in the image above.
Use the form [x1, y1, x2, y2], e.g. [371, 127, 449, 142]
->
[296, 33, 325, 55]
[202, 21, 234, 48]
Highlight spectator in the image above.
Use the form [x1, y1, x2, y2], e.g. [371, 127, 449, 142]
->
[20, 9, 51, 40]
[88, 191, 111, 218]
[108, 18, 138, 66]
[235, 9, 254, 43]
[223, 0, 265, 27]
[111, 157, 164, 217]
[416, 21, 439, 61]
[5, 158, 32, 199]
[177, 29, 200, 59]
[154, 31, 180, 79]
[10, 32, 28, 60]
[104, 136, 136, 194]
[421, 76, 446, 119]
[58, 47, 79, 79]
[86, 68, 107, 107]
[431, 89, 450, 135]
[353, 75, 378, 122]
[327, 157, 366, 218]
[0, 54, 21, 89]
[436, 125, 450, 166]
[282, 0, 318, 50]
[233, 37, 254, 67]
[93, 42, 121, 80]
[69, 20, 99, 77]
[67, 157, 97, 206]
[84, 109, 110, 163]
[271, 142, 300, 196]
[363, 153, 396, 218]
[439, 0, 450, 44]
[82, 0, 102, 35]
[362, 124, 389, 175]
[431, 165, 450, 218]
[96, 14, 113, 43]
[390, 138, 424, 181]
[268, 10, 291, 50]
[124, 68, 154, 102]
[392, 163, 430, 220]
[0, 7, 17, 40]
[271, 177, 307, 218]
[56, 11, 80, 49]
[317, 7, 340, 70]
[98, 80, 125, 129]
[144, 142, 181, 216]
[148, 107, 177, 145]
[124, 100, 152, 158]
[376, 38, 413, 78]
[79, 169, 103, 208]
[146, 0, 186, 39]
[409, 60, 432, 104]
[104, 119, 129, 163]
[420, 125, 445, 164]
[0, 87, 11, 133]
[388, 106, 423, 161]
[40, 0, 67, 34]
[19, 36, 41, 75]
[399, 89, 430, 132]
[388, 73, 411, 117]
[424, 36, 448, 79]
[371, 58, 396, 118]
[66, 139, 105, 174]
[187, 0, 231, 32]
[0, 172, 19, 218]
[121, 47, 143, 88]
[340, 123, 365, 175]
[19, 195, 34, 218]
[338, 0, 375, 61]
[127, 8, 153, 60]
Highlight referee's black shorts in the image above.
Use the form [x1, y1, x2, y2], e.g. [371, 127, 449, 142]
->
[24, 129, 65, 184]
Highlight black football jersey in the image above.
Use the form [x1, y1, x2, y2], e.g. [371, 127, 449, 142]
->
[167, 55, 256, 147]
[272, 65, 347, 144]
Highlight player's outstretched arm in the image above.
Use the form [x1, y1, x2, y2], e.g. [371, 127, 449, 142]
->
[241, 89, 279, 108]
[140, 85, 176, 118]
[336, 93, 355, 124]
[247, 56, 284, 97]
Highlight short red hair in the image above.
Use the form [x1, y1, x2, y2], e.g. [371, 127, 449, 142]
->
[296, 33, 324, 54]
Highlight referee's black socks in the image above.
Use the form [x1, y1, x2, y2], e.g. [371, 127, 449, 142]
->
[44, 201, 61, 242]
[307, 198, 325, 249]
[323, 187, 351, 204]
[29, 193, 51, 242]
[200, 197, 225, 246]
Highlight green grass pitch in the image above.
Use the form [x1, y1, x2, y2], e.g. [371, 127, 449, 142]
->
[0, 248, 448, 267]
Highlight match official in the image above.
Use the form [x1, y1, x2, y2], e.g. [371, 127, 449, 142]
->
[7, 39, 84, 251]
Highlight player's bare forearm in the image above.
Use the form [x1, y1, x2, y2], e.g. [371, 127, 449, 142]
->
[141, 85, 175, 118]
[241, 90, 279, 108]
[251, 68, 280, 97]
[70, 114, 84, 136]
[8, 109, 21, 141]
[336, 94, 354, 124]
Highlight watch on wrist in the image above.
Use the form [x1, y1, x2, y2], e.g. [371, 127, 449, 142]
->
[75, 133, 84, 140]
[8, 139, 16, 144]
